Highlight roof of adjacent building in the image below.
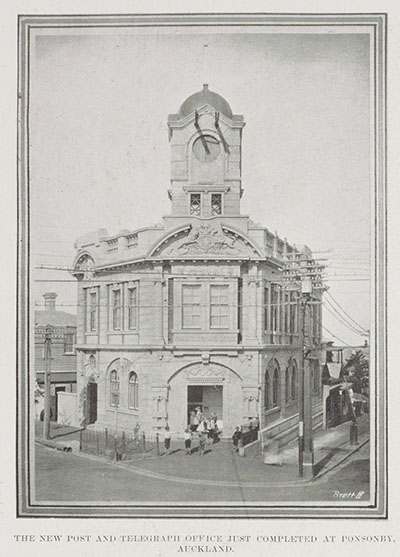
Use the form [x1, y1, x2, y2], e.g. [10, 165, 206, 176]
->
[35, 310, 76, 328]
[178, 84, 233, 119]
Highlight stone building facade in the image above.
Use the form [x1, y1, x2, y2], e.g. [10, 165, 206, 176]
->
[72, 85, 322, 437]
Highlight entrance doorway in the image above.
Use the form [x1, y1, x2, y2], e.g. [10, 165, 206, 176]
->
[187, 385, 223, 428]
[87, 382, 98, 425]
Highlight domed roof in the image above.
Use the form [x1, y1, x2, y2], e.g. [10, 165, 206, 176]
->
[178, 84, 233, 119]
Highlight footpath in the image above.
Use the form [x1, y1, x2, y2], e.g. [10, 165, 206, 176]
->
[35, 414, 369, 487]
[120, 414, 370, 487]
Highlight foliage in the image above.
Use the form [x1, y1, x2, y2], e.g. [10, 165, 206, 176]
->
[343, 350, 369, 393]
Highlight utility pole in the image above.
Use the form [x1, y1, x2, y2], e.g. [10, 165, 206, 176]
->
[43, 326, 52, 440]
[283, 254, 326, 479]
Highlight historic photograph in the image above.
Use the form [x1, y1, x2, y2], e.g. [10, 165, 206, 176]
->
[17, 13, 386, 517]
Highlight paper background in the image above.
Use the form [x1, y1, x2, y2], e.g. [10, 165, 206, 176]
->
[1, 0, 398, 555]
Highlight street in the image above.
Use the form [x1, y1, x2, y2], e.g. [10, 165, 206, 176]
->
[35, 440, 370, 503]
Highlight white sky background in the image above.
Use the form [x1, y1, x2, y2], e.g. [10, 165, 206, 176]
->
[31, 29, 371, 346]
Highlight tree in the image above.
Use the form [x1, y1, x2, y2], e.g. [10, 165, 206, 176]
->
[343, 350, 369, 393]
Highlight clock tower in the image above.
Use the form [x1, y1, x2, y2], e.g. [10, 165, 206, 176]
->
[167, 84, 245, 220]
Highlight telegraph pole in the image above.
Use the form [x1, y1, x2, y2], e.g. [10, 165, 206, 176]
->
[43, 326, 52, 440]
[283, 255, 325, 479]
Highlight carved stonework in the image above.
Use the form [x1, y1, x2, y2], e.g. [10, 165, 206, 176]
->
[242, 385, 260, 418]
[151, 385, 169, 422]
[186, 364, 226, 384]
[74, 254, 95, 278]
[84, 353, 99, 378]
[167, 223, 244, 256]
[187, 365, 225, 378]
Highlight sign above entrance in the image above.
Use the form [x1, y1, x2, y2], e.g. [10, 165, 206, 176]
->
[187, 376, 224, 384]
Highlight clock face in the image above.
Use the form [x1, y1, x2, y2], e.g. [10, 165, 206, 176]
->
[193, 135, 221, 163]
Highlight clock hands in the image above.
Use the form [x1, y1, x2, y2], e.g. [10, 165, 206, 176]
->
[194, 110, 230, 156]
[214, 112, 230, 154]
[194, 110, 210, 155]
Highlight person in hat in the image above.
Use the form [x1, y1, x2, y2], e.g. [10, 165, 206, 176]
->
[232, 426, 242, 453]
[184, 427, 192, 455]
[164, 425, 171, 455]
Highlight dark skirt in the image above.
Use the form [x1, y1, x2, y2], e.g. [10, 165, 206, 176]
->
[185, 439, 191, 449]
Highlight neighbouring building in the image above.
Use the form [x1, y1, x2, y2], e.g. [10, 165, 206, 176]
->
[71, 84, 323, 437]
[34, 292, 77, 421]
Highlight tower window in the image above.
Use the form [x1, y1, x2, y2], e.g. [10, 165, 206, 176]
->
[211, 193, 222, 215]
[190, 193, 201, 216]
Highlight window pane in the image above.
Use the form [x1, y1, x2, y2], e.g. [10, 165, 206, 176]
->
[89, 292, 97, 331]
[190, 194, 201, 215]
[210, 285, 229, 328]
[128, 287, 137, 329]
[110, 370, 120, 407]
[128, 372, 138, 410]
[182, 285, 201, 328]
[112, 289, 122, 330]
[264, 287, 269, 330]
[211, 193, 222, 215]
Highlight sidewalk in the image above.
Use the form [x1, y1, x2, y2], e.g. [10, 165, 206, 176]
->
[119, 414, 369, 487]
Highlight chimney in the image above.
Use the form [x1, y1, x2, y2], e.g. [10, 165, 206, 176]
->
[43, 292, 57, 311]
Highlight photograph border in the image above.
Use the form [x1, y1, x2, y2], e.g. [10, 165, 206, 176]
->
[16, 12, 387, 518]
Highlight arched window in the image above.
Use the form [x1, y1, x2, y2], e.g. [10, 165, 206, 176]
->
[291, 365, 297, 400]
[89, 355, 96, 371]
[128, 372, 139, 410]
[285, 367, 290, 402]
[264, 370, 270, 409]
[272, 368, 280, 407]
[110, 370, 120, 407]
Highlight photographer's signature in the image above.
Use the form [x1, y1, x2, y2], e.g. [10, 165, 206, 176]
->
[332, 490, 365, 499]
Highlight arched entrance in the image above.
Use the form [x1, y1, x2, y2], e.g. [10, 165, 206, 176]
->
[167, 363, 242, 437]
[86, 376, 98, 425]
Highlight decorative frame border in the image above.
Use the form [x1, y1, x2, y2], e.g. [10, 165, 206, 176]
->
[17, 12, 387, 518]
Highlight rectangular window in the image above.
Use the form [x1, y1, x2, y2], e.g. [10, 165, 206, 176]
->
[271, 285, 278, 332]
[182, 285, 201, 328]
[89, 292, 97, 332]
[190, 193, 201, 216]
[210, 285, 229, 328]
[112, 289, 122, 330]
[264, 287, 269, 330]
[284, 291, 290, 333]
[290, 291, 297, 334]
[64, 332, 75, 353]
[211, 193, 222, 215]
[128, 286, 138, 329]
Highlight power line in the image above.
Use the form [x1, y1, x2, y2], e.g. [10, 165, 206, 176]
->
[325, 290, 369, 334]
[323, 298, 368, 335]
[322, 302, 368, 337]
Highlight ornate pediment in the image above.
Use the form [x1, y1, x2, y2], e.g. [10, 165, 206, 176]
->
[150, 223, 261, 258]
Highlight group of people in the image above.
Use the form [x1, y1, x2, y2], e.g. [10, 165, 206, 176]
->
[162, 408, 220, 457]
[190, 408, 219, 440]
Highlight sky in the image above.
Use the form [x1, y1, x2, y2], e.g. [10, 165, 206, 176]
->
[30, 27, 371, 346]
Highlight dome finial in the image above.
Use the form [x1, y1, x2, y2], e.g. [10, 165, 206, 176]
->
[203, 83, 209, 90]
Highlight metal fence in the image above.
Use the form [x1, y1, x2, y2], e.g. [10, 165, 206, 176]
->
[240, 425, 259, 447]
[79, 428, 161, 461]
